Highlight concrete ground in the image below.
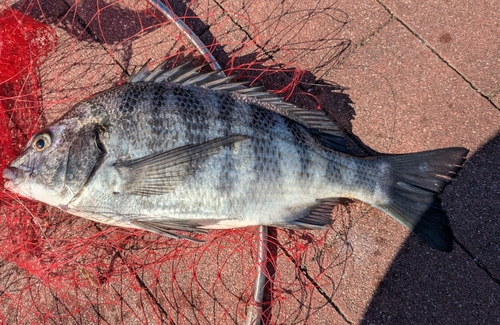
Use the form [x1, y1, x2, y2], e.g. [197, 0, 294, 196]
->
[1, 0, 500, 324]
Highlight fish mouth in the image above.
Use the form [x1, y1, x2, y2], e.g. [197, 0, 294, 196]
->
[2, 167, 16, 180]
[2, 167, 20, 192]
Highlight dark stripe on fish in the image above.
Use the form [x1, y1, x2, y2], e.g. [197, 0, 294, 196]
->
[118, 89, 139, 114]
[150, 87, 167, 140]
[216, 147, 236, 196]
[251, 134, 283, 192]
[250, 105, 282, 184]
[299, 147, 311, 179]
[252, 136, 265, 181]
[217, 92, 235, 136]
[325, 157, 343, 183]
[265, 134, 282, 180]
[151, 86, 165, 114]
[284, 119, 312, 179]
[249, 103, 277, 131]
[170, 85, 205, 144]
[216, 93, 237, 195]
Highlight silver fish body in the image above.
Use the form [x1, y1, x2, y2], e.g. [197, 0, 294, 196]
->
[3, 62, 468, 250]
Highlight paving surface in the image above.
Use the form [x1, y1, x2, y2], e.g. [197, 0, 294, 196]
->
[1, 0, 500, 324]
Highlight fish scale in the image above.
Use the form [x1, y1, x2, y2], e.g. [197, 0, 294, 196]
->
[3, 61, 469, 251]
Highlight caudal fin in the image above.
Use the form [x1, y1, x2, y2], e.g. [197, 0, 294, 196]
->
[374, 147, 468, 252]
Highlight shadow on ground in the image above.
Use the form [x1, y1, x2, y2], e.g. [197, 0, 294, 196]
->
[362, 131, 500, 324]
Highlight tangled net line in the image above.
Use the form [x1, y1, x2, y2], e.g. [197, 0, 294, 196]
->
[0, 1, 357, 323]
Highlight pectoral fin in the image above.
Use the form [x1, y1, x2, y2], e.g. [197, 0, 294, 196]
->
[114, 135, 250, 195]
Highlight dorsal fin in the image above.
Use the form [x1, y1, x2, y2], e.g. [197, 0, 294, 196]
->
[129, 61, 347, 153]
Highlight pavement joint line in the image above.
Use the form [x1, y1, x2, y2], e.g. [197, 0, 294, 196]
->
[125, 252, 175, 324]
[77, 287, 108, 324]
[48, 287, 80, 323]
[324, 16, 393, 107]
[276, 239, 353, 325]
[109, 283, 137, 322]
[490, 86, 500, 98]
[357, 17, 393, 48]
[132, 270, 174, 324]
[375, 0, 499, 111]
[62, 0, 130, 76]
[212, 0, 276, 62]
[92, 224, 175, 324]
[454, 236, 500, 286]
[327, 16, 393, 74]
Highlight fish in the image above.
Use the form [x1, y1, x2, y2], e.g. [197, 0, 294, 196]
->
[2, 60, 468, 251]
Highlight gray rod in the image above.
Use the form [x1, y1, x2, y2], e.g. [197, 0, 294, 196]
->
[147, 0, 222, 71]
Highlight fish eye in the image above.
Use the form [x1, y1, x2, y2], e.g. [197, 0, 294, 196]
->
[32, 132, 52, 152]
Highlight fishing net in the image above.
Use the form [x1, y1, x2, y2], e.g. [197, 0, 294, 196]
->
[0, 0, 375, 323]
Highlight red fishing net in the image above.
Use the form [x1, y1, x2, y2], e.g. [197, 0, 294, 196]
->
[0, 1, 364, 323]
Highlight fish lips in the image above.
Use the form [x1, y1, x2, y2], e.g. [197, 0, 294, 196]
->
[2, 165, 33, 195]
[3, 166, 21, 193]
[2, 167, 16, 180]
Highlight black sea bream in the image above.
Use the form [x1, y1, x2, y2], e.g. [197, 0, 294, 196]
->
[3, 62, 468, 251]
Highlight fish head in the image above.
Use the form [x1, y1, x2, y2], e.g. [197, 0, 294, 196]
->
[3, 114, 103, 208]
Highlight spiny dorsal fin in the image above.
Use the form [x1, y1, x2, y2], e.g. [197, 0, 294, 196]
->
[129, 61, 347, 152]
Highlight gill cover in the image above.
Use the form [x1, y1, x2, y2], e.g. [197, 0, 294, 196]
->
[64, 124, 106, 198]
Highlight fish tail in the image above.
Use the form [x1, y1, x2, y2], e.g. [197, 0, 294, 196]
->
[373, 147, 468, 252]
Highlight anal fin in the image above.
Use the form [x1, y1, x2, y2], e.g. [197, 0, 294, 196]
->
[284, 198, 339, 230]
